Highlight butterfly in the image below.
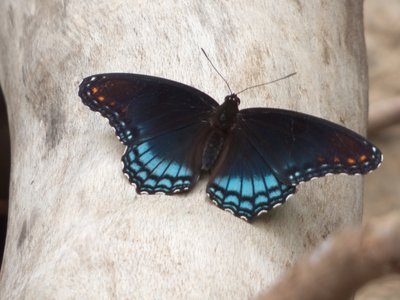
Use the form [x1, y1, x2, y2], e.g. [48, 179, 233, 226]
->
[78, 70, 382, 221]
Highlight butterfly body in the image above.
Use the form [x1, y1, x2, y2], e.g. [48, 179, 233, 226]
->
[79, 73, 382, 221]
[200, 94, 240, 171]
[201, 130, 225, 172]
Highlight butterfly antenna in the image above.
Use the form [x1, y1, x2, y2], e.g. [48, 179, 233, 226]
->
[236, 72, 297, 95]
[201, 48, 233, 94]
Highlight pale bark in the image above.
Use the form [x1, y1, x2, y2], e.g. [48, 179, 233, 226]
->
[0, 1, 368, 299]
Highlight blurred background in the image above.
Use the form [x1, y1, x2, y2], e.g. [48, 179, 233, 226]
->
[355, 1, 400, 299]
[0, 0, 399, 298]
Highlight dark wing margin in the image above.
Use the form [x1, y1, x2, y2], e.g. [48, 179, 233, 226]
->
[78, 73, 219, 145]
[206, 127, 296, 221]
[239, 108, 382, 185]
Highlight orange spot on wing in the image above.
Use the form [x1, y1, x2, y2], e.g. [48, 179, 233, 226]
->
[333, 156, 340, 163]
[97, 96, 105, 102]
[121, 106, 128, 113]
[360, 155, 367, 162]
[347, 158, 356, 165]
[109, 101, 116, 107]
[91, 87, 98, 94]
[317, 156, 325, 163]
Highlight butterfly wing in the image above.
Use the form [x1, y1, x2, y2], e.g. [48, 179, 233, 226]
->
[78, 73, 219, 145]
[207, 127, 296, 221]
[239, 108, 382, 185]
[79, 73, 219, 194]
[122, 122, 211, 194]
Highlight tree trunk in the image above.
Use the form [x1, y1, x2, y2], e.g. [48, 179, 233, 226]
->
[0, 1, 367, 299]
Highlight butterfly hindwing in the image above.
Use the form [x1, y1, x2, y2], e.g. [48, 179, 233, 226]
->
[239, 108, 382, 185]
[207, 128, 296, 221]
[122, 122, 210, 194]
[79, 73, 219, 145]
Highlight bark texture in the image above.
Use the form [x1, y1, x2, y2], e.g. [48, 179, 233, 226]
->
[0, 0, 367, 299]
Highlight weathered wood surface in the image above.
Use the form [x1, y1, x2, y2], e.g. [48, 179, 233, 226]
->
[0, 1, 367, 299]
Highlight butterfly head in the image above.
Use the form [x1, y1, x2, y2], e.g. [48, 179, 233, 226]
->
[224, 94, 240, 106]
[213, 94, 240, 130]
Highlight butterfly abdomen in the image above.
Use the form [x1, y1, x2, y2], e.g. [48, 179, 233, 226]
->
[201, 130, 225, 172]
[201, 96, 241, 172]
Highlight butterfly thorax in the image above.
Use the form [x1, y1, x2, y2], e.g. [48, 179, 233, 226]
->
[201, 94, 240, 171]
[214, 94, 240, 130]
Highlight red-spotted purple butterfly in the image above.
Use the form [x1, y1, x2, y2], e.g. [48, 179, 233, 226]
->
[78, 53, 382, 221]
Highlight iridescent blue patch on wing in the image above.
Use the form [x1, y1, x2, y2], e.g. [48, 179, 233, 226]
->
[206, 129, 298, 221]
[208, 172, 296, 221]
[119, 117, 211, 194]
[122, 143, 194, 194]
[227, 177, 241, 193]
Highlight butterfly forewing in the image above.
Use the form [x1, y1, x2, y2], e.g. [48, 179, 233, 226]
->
[79, 73, 219, 145]
[239, 108, 382, 185]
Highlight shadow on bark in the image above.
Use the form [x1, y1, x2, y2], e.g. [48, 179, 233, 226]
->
[0, 85, 10, 269]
